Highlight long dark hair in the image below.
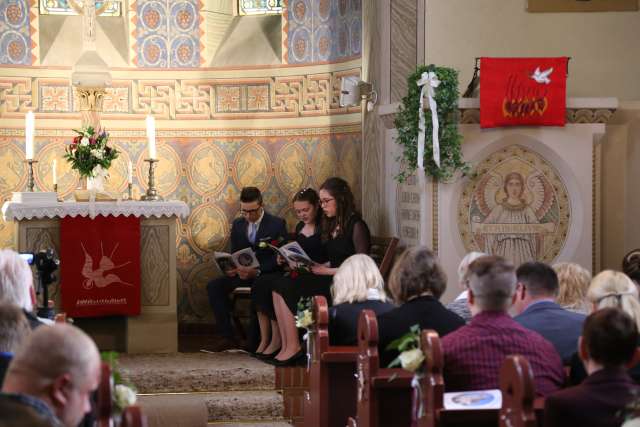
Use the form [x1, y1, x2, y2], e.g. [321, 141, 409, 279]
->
[292, 187, 322, 226]
[319, 177, 357, 241]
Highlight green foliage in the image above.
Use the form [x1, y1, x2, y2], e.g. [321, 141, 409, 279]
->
[394, 64, 469, 182]
[64, 127, 119, 178]
[386, 324, 421, 368]
[101, 351, 123, 385]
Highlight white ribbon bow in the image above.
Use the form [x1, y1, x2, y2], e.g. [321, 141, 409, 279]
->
[417, 71, 441, 169]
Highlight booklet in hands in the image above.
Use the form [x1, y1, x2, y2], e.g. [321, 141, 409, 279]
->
[268, 241, 314, 268]
[214, 247, 260, 271]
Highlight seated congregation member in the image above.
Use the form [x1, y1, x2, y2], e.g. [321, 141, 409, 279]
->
[0, 303, 31, 385]
[329, 254, 394, 346]
[446, 251, 486, 323]
[252, 188, 326, 357]
[544, 308, 640, 427]
[623, 249, 640, 290]
[0, 249, 45, 329]
[512, 262, 586, 364]
[442, 256, 564, 397]
[0, 324, 101, 427]
[570, 270, 640, 384]
[378, 247, 465, 366]
[553, 262, 592, 314]
[207, 187, 287, 351]
[0, 398, 57, 427]
[271, 177, 371, 365]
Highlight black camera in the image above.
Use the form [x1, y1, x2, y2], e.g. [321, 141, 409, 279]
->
[22, 250, 59, 319]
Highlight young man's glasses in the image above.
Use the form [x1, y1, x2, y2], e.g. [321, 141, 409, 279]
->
[241, 207, 261, 215]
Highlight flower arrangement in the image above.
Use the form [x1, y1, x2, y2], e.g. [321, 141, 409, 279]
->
[295, 297, 313, 330]
[65, 126, 119, 178]
[101, 352, 137, 414]
[386, 324, 424, 373]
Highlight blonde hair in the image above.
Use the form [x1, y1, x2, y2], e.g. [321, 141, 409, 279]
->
[0, 249, 34, 312]
[332, 254, 387, 305]
[588, 270, 640, 330]
[553, 262, 591, 312]
[458, 252, 487, 285]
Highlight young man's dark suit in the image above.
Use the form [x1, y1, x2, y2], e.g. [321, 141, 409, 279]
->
[207, 211, 287, 348]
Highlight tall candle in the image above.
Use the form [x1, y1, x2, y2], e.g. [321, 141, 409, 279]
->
[25, 111, 34, 160]
[52, 159, 57, 186]
[146, 115, 156, 159]
[127, 160, 133, 184]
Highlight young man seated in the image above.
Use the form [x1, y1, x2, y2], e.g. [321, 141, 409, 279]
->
[206, 187, 287, 351]
[544, 308, 639, 427]
[442, 256, 565, 397]
[512, 262, 586, 364]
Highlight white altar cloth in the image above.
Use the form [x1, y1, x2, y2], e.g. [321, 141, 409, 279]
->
[2, 200, 190, 222]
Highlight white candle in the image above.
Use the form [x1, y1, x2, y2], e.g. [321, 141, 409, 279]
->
[25, 110, 34, 160]
[128, 160, 133, 184]
[52, 159, 57, 186]
[146, 115, 156, 159]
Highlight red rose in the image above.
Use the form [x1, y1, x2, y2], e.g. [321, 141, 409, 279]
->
[271, 239, 279, 245]
[290, 271, 299, 279]
[73, 136, 82, 144]
[89, 137, 96, 145]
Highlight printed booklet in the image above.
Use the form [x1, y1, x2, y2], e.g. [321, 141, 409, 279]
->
[214, 247, 260, 270]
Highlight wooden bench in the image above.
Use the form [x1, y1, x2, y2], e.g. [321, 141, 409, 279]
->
[230, 235, 400, 340]
[96, 361, 147, 427]
[302, 295, 360, 427]
[347, 311, 541, 427]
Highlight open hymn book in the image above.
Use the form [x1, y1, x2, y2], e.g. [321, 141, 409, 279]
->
[214, 248, 260, 271]
[267, 241, 314, 267]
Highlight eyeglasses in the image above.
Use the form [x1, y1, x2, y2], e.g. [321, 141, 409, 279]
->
[240, 207, 261, 215]
[319, 198, 335, 206]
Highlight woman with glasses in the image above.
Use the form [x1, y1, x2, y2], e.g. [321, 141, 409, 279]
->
[270, 177, 371, 365]
[251, 188, 326, 359]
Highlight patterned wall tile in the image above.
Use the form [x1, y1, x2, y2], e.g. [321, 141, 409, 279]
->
[39, 79, 72, 112]
[0, 0, 36, 65]
[132, 0, 204, 68]
[286, 0, 361, 64]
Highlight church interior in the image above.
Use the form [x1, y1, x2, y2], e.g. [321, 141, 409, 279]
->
[1, 0, 640, 426]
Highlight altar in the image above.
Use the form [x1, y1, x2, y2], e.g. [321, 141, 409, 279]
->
[2, 200, 189, 353]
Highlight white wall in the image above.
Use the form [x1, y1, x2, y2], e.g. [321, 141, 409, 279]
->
[425, 0, 640, 100]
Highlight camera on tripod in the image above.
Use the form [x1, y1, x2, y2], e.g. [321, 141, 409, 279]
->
[21, 249, 59, 319]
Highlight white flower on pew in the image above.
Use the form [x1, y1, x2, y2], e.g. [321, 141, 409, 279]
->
[296, 309, 313, 329]
[398, 348, 425, 373]
[114, 384, 137, 411]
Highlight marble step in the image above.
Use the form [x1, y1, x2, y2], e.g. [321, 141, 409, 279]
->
[138, 390, 285, 425]
[119, 352, 274, 393]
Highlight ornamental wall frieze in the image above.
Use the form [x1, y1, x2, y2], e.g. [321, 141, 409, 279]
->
[458, 108, 617, 125]
[0, 68, 361, 119]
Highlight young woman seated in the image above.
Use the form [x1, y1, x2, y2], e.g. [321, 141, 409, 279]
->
[251, 188, 325, 358]
[329, 254, 394, 346]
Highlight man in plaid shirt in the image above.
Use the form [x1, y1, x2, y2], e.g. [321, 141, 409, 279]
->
[442, 256, 565, 397]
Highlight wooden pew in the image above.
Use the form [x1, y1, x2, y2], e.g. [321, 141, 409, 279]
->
[121, 405, 148, 427]
[349, 315, 540, 427]
[348, 309, 414, 427]
[96, 361, 148, 427]
[303, 295, 360, 427]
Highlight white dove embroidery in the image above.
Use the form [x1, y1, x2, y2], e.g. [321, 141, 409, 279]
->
[531, 67, 553, 84]
[80, 242, 133, 290]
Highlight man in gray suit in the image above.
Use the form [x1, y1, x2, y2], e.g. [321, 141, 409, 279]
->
[512, 261, 586, 363]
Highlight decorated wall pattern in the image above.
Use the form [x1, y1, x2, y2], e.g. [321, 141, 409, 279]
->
[0, 126, 361, 323]
[0, 0, 36, 65]
[131, 0, 204, 68]
[285, 0, 362, 64]
[0, 68, 360, 119]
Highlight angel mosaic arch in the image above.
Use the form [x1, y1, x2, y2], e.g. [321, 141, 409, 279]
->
[458, 145, 570, 266]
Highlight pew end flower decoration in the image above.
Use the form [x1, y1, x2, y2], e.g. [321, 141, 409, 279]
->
[65, 126, 119, 178]
[387, 324, 424, 373]
[295, 297, 313, 330]
[101, 351, 137, 414]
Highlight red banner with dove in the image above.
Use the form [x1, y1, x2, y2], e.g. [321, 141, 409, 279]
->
[60, 216, 141, 317]
[480, 57, 568, 128]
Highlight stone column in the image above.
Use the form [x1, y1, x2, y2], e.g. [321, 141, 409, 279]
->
[75, 86, 105, 130]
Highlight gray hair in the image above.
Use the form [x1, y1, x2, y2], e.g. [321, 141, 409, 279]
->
[467, 256, 516, 312]
[6, 324, 100, 390]
[0, 249, 34, 312]
[0, 302, 30, 353]
[457, 252, 487, 284]
[332, 254, 387, 305]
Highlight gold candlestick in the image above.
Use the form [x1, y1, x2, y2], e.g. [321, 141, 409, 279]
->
[141, 158, 161, 201]
[25, 159, 38, 192]
[127, 182, 133, 200]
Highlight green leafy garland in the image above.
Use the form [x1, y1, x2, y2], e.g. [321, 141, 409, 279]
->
[394, 65, 469, 182]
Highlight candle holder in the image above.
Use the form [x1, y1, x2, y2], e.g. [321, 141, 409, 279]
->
[53, 183, 58, 193]
[25, 159, 38, 192]
[127, 183, 133, 200]
[141, 158, 161, 201]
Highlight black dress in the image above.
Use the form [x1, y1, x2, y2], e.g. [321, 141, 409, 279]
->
[251, 222, 325, 319]
[329, 300, 395, 346]
[274, 214, 371, 313]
